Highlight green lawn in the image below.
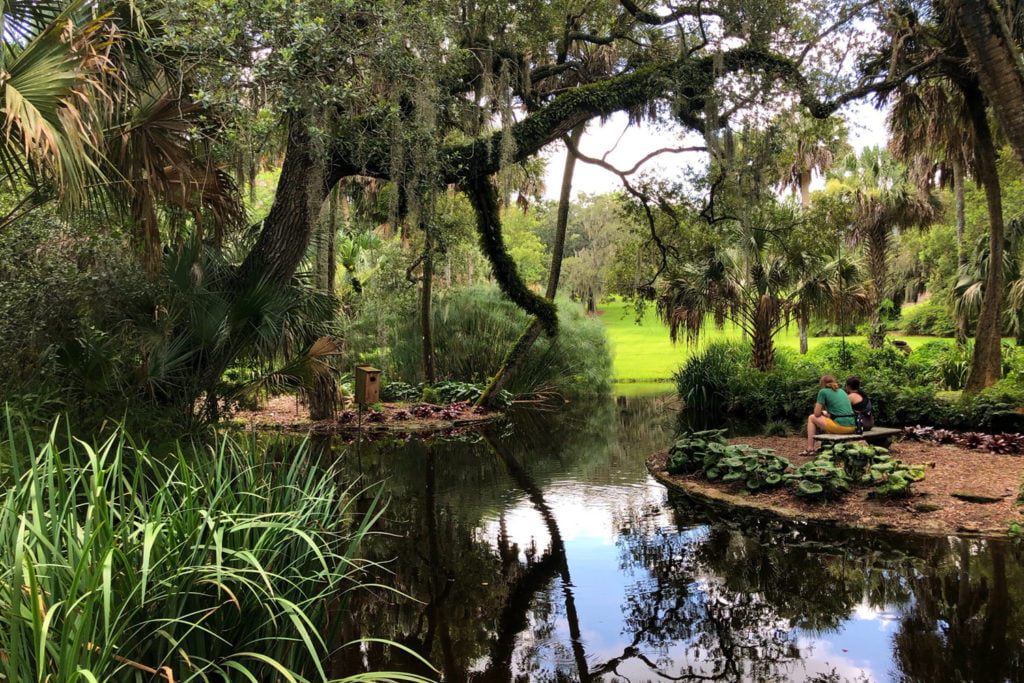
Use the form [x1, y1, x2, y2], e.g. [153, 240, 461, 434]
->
[598, 299, 941, 382]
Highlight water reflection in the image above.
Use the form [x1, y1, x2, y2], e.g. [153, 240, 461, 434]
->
[324, 395, 1024, 682]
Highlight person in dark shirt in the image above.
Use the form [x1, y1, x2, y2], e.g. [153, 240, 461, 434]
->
[845, 376, 866, 411]
[845, 375, 874, 431]
[805, 374, 856, 453]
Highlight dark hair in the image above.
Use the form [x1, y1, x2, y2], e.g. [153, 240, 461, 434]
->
[845, 376, 862, 392]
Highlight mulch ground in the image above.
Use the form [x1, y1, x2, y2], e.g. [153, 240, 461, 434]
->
[230, 395, 500, 436]
[649, 436, 1024, 537]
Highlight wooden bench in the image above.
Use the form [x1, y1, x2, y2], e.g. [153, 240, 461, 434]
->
[813, 427, 902, 447]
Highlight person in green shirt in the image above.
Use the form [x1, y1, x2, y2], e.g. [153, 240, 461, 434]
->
[805, 374, 856, 453]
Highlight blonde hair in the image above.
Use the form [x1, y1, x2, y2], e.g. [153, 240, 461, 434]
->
[819, 374, 839, 390]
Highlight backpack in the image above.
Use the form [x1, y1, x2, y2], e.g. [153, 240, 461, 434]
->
[854, 396, 875, 434]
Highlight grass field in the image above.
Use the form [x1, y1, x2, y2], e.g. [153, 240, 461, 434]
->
[598, 299, 940, 382]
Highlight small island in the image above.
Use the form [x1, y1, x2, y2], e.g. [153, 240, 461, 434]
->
[650, 433, 1024, 538]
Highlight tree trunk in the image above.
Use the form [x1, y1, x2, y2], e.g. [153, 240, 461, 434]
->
[327, 186, 338, 293]
[866, 229, 889, 348]
[799, 169, 811, 207]
[797, 172, 811, 354]
[953, 156, 966, 268]
[963, 87, 1005, 394]
[751, 295, 777, 371]
[241, 119, 331, 284]
[421, 220, 436, 385]
[949, 0, 1024, 166]
[476, 125, 585, 407]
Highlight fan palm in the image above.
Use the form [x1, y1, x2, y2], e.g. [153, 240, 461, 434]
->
[658, 204, 862, 371]
[776, 110, 850, 208]
[956, 217, 1024, 346]
[105, 70, 245, 273]
[888, 79, 974, 279]
[0, 0, 119, 214]
[828, 147, 940, 347]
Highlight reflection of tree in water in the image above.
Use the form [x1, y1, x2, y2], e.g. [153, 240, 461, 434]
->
[329, 399, 622, 680]
[893, 538, 1024, 682]
[609, 493, 1024, 682]
[275, 415, 1024, 683]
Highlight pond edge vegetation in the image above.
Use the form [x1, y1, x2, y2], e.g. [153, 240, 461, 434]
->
[647, 450, 1017, 540]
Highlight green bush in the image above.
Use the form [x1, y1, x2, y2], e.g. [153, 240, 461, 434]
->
[666, 429, 791, 491]
[351, 285, 612, 398]
[675, 339, 1024, 432]
[673, 343, 742, 426]
[957, 380, 1024, 432]
[786, 458, 852, 500]
[816, 442, 926, 498]
[0, 212, 150, 418]
[900, 298, 956, 336]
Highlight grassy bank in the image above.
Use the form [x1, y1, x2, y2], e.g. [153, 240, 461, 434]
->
[598, 299, 939, 383]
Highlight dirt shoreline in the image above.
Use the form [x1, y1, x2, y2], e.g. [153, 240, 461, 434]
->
[648, 436, 1024, 539]
[229, 395, 502, 437]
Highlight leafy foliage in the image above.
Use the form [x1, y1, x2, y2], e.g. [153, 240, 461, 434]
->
[675, 339, 1024, 432]
[816, 442, 926, 499]
[786, 458, 852, 500]
[382, 380, 513, 408]
[347, 285, 611, 399]
[902, 424, 1024, 454]
[667, 429, 791, 492]
[666, 431, 927, 501]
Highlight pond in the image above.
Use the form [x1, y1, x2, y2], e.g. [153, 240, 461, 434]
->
[321, 393, 1024, 682]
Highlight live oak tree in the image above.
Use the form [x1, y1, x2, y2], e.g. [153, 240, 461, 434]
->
[113, 0, 1018, 413]
[143, 0, 905, 308]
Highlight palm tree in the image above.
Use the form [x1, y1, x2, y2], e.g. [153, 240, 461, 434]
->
[657, 204, 864, 371]
[887, 80, 974, 279]
[775, 111, 852, 353]
[946, 0, 1024, 166]
[827, 148, 940, 347]
[956, 217, 1024, 347]
[776, 111, 850, 209]
[105, 72, 245, 274]
[0, 0, 119, 216]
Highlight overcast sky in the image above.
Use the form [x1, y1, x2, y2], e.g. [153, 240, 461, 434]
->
[541, 100, 889, 200]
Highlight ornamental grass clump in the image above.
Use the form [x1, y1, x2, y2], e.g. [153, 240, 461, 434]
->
[0, 415, 431, 682]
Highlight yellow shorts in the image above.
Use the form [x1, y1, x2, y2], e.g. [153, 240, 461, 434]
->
[824, 419, 856, 434]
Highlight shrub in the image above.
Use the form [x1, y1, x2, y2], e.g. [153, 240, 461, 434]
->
[957, 381, 1024, 432]
[673, 343, 743, 426]
[900, 298, 956, 336]
[675, 339, 1024, 432]
[666, 430, 791, 491]
[346, 285, 612, 399]
[816, 442, 926, 498]
[763, 419, 791, 437]
[786, 458, 852, 500]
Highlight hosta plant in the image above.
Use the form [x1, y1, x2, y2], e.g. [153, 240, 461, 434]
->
[786, 459, 852, 501]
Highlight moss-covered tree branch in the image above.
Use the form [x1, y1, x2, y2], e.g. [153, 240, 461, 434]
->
[460, 172, 558, 335]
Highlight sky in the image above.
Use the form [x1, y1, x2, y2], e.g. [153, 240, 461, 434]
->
[541, 100, 890, 200]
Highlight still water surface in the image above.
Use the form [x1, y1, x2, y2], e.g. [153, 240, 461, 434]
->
[327, 394, 1024, 681]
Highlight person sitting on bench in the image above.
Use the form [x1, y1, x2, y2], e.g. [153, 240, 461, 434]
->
[845, 375, 875, 431]
[805, 374, 856, 454]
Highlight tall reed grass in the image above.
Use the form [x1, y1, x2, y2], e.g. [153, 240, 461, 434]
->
[0, 415, 432, 682]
